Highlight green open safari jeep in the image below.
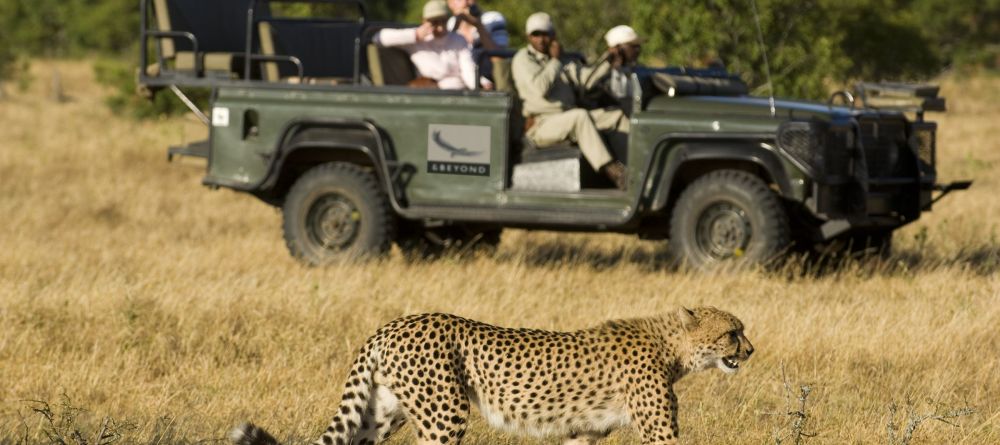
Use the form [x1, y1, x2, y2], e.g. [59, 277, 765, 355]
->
[139, 0, 971, 269]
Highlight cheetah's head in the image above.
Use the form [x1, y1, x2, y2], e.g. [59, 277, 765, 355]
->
[678, 307, 754, 375]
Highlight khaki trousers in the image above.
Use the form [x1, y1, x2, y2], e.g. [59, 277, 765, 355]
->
[526, 108, 629, 171]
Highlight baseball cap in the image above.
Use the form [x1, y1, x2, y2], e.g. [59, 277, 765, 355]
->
[605, 25, 642, 47]
[525, 12, 554, 35]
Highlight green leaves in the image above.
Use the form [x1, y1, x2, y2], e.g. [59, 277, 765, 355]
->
[0, 0, 996, 101]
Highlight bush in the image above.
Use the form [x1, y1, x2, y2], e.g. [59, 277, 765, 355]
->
[93, 58, 210, 119]
[1, 0, 997, 111]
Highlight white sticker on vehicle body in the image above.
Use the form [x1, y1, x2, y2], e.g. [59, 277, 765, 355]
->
[426, 124, 491, 176]
[212, 107, 230, 127]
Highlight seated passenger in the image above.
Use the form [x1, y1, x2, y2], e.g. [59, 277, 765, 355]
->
[374, 0, 477, 89]
[583, 25, 644, 109]
[511, 12, 629, 189]
[446, 0, 508, 52]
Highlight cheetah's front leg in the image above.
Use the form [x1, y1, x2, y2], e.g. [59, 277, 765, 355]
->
[626, 376, 680, 445]
[396, 380, 471, 445]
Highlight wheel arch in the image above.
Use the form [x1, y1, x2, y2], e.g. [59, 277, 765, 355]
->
[260, 119, 392, 205]
[649, 139, 792, 215]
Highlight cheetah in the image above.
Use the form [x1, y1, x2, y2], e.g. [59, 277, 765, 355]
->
[230, 307, 753, 445]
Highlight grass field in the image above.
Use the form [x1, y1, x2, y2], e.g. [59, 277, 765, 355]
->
[1, 60, 998, 444]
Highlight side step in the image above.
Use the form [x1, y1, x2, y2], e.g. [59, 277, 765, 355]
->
[168, 139, 209, 161]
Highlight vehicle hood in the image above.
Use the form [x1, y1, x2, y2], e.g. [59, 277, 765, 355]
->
[645, 95, 861, 122]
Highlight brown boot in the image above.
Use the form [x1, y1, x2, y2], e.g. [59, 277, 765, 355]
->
[601, 161, 627, 190]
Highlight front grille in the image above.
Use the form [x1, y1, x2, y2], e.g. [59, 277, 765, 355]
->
[858, 118, 908, 177]
[777, 122, 823, 172]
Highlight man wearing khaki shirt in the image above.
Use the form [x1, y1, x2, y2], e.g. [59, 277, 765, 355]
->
[511, 12, 629, 189]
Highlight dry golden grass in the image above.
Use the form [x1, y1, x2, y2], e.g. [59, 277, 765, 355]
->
[1, 60, 998, 444]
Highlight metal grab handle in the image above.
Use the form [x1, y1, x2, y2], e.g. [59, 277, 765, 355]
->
[143, 30, 201, 75]
[249, 54, 305, 83]
[828, 90, 855, 108]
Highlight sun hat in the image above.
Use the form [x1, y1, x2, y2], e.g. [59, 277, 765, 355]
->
[525, 12, 555, 35]
[604, 25, 642, 47]
[422, 0, 449, 20]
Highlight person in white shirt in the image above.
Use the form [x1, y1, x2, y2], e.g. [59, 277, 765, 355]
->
[374, 0, 478, 90]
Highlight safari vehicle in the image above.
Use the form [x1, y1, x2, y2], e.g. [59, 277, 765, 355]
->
[140, 0, 971, 269]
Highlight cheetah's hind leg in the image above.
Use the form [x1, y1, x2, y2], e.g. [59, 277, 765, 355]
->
[349, 384, 407, 444]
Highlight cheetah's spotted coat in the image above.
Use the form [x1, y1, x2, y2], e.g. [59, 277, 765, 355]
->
[231, 307, 753, 445]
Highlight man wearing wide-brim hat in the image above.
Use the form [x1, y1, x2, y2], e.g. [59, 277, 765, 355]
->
[510, 12, 630, 189]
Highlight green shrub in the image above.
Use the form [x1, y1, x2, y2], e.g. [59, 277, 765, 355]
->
[93, 57, 210, 119]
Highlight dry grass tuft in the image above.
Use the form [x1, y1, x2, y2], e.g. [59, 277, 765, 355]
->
[1, 61, 998, 444]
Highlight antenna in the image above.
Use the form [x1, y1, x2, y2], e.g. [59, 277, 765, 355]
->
[748, 0, 776, 118]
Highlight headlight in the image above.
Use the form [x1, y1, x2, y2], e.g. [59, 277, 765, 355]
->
[909, 122, 936, 168]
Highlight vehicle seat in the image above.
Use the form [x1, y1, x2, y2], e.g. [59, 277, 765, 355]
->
[257, 18, 362, 84]
[147, 0, 257, 79]
[362, 24, 418, 86]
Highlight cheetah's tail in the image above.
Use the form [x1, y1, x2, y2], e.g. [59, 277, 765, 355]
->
[229, 422, 281, 445]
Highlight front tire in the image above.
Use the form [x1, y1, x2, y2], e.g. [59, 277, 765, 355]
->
[667, 170, 790, 270]
[282, 163, 393, 265]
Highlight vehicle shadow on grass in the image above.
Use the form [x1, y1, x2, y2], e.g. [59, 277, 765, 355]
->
[893, 245, 1000, 276]
[492, 240, 675, 272]
[486, 240, 1000, 277]
[782, 244, 1000, 278]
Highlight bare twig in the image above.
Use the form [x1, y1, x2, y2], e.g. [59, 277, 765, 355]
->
[762, 363, 818, 445]
[21, 395, 135, 445]
[886, 399, 975, 445]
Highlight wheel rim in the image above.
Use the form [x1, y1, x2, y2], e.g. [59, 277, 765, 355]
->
[306, 193, 361, 251]
[695, 202, 752, 260]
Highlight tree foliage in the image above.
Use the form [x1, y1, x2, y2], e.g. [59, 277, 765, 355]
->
[0, 0, 996, 103]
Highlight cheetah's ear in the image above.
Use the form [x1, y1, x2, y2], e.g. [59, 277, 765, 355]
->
[677, 307, 698, 331]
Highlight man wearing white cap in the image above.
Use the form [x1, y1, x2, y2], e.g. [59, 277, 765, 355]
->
[584, 25, 643, 107]
[374, 0, 479, 89]
[511, 12, 629, 189]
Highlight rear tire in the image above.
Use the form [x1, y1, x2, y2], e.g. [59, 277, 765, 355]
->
[667, 170, 790, 270]
[282, 163, 393, 265]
